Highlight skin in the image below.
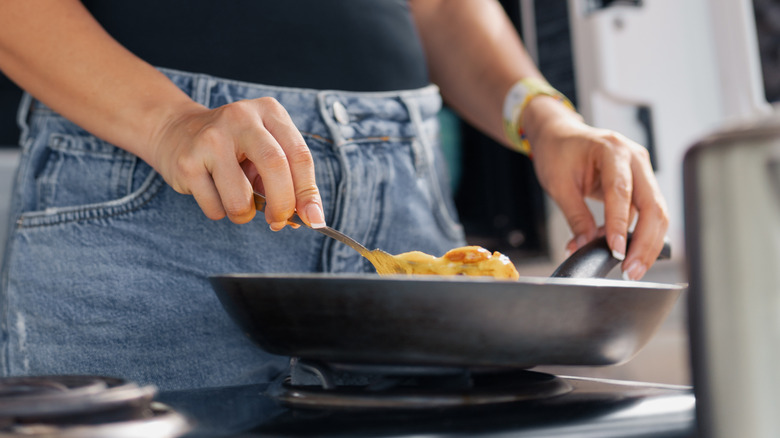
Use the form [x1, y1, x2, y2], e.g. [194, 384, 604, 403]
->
[0, 0, 323, 230]
[410, 0, 669, 280]
[0, 0, 668, 280]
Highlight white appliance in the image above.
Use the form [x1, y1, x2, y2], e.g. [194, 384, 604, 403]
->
[539, 0, 772, 262]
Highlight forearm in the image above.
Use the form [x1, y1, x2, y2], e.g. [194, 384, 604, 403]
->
[410, 0, 550, 148]
[0, 0, 201, 165]
[0, 1, 326, 227]
[412, 0, 668, 278]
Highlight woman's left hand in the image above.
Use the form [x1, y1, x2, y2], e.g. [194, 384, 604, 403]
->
[523, 96, 669, 281]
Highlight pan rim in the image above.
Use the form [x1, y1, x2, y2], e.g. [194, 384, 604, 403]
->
[209, 272, 686, 291]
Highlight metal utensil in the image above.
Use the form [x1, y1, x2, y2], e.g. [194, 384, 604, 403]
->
[252, 192, 406, 274]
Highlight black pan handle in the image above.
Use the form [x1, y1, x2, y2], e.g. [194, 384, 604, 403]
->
[550, 233, 671, 279]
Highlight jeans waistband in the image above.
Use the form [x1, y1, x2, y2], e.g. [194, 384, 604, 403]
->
[159, 67, 443, 147]
[19, 67, 442, 148]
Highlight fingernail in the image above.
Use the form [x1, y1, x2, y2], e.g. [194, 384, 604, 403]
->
[622, 260, 646, 281]
[610, 234, 626, 261]
[304, 203, 326, 229]
[575, 234, 589, 248]
[269, 221, 286, 232]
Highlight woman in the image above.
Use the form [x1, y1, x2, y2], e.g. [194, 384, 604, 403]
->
[0, 0, 668, 390]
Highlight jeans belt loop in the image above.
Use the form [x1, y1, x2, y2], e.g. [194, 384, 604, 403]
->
[193, 74, 215, 108]
[317, 92, 346, 148]
[15, 92, 35, 148]
[400, 95, 430, 176]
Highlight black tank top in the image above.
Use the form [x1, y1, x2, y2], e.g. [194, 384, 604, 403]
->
[81, 0, 430, 92]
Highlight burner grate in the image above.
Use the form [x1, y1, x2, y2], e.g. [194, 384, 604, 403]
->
[0, 375, 155, 425]
[0, 376, 192, 437]
[270, 359, 573, 409]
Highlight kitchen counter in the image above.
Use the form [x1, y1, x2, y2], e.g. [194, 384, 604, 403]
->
[158, 375, 696, 438]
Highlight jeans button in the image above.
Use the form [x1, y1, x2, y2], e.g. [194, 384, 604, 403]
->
[333, 101, 350, 125]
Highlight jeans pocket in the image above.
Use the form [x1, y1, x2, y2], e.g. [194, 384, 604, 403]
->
[18, 132, 164, 228]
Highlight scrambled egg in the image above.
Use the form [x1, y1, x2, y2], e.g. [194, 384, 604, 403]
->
[393, 245, 519, 280]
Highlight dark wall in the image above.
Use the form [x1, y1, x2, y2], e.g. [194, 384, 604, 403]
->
[0, 75, 22, 146]
[754, 0, 780, 102]
[454, 0, 575, 257]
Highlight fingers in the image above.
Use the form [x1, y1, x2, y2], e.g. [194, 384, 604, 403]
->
[155, 97, 324, 228]
[255, 99, 325, 229]
[209, 149, 256, 224]
[556, 188, 598, 255]
[597, 134, 633, 262]
[621, 149, 669, 280]
[535, 123, 668, 280]
[240, 160, 264, 194]
[238, 125, 296, 229]
[594, 135, 668, 280]
[188, 174, 227, 221]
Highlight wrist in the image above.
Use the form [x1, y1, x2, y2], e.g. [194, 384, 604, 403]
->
[521, 95, 583, 152]
[502, 77, 578, 156]
[143, 99, 206, 167]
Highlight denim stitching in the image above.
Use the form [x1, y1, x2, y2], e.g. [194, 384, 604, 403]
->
[47, 133, 135, 160]
[301, 131, 415, 146]
[16, 172, 165, 229]
[400, 96, 428, 176]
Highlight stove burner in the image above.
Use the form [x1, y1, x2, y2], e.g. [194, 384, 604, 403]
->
[269, 359, 573, 409]
[0, 375, 155, 422]
[0, 402, 190, 438]
[0, 375, 190, 438]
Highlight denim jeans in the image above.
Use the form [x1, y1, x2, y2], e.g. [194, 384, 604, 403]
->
[0, 68, 466, 390]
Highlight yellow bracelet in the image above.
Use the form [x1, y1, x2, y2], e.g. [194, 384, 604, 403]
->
[502, 77, 576, 156]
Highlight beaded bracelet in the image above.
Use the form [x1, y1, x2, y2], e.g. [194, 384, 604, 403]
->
[502, 77, 576, 157]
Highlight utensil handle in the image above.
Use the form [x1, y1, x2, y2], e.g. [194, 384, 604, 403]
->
[551, 233, 671, 279]
[252, 192, 372, 257]
[252, 192, 305, 227]
[313, 226, 373, 258]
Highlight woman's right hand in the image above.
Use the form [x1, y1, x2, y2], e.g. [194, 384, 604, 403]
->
[149, 98, 326, 229]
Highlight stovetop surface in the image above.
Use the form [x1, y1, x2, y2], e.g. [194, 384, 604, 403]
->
[158, 375, 697, 438]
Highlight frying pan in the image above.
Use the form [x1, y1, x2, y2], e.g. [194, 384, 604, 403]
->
[210, 236, 683, 369]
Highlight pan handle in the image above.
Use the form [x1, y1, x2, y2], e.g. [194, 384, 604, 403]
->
[550, 233, 671, 279]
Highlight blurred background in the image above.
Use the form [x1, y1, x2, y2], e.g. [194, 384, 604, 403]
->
[1, 0, 779, 386]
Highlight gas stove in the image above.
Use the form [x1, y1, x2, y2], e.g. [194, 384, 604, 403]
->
[0, 375, 190, 438]
[158, 361, 696, 438]
[0, 367, 695, 437]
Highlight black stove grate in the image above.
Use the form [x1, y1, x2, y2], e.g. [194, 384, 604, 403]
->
[0, 375, 156, 425]
[270, 359, 572, 410]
